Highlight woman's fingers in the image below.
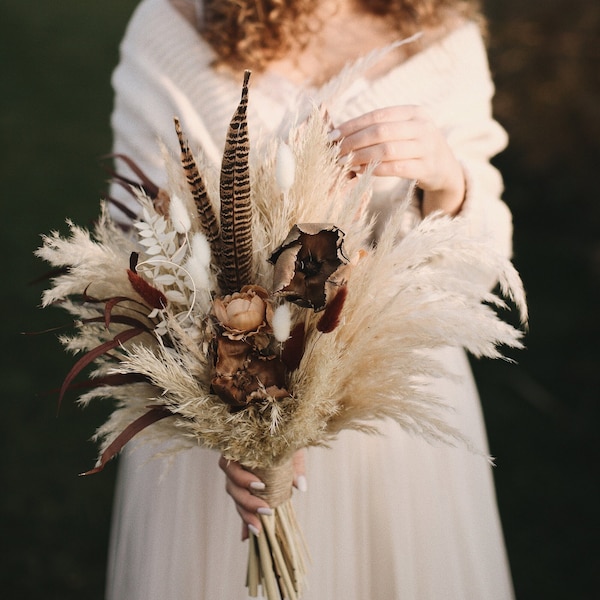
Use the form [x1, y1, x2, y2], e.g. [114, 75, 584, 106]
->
[219, 453, 309, 540]
[336, 107, 431, 176]
[340, 139, 423, 167]
[292, 449, 308, 492]
[219, 456, 271, 539]
[336, 105, 425, 139]
[334, 105, 465, 211]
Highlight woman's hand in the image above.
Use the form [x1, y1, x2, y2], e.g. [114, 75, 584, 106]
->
[332, 105, 466, 217]
[219, 450, 307, 540]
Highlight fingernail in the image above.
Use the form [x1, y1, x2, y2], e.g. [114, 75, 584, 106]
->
[249, 481, 265, 491]
[296, 475, 308, 493]
[257, 507, 273, 516]
[338, 154, 349, 166]
[327, 128, 341, 142]
[248, 524, 261, 537]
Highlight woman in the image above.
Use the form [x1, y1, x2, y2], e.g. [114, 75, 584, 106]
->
[107, 1, 515, 598]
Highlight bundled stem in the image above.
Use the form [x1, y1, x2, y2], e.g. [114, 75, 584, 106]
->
[246, 460, 309, 599]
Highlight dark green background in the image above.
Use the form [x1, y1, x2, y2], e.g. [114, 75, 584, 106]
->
[2, 1, 598, 598]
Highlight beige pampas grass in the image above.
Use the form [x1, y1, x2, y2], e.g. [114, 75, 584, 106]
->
[37, 102, 526, 469]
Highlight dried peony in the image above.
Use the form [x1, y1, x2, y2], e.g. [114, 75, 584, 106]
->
[213, 285, 273, 340]
[269, 224, 349, 311]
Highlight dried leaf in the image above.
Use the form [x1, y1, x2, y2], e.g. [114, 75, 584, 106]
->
[281, 322, 306, 372]
[317, 285, 348, 333]
[57, 327, 147, 410]
[80, 406, 173, 475]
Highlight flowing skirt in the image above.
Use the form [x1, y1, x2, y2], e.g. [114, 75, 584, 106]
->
[106, 347, 514, 599]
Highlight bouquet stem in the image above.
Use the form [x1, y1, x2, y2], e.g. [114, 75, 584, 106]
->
[246, 461, 309, 599]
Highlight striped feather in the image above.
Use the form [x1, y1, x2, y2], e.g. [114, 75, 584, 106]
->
[218, 70, 253, 294]
[173, 117, 220, 247]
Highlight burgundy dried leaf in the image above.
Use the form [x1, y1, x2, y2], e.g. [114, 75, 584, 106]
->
[28, 266, 68, 286]
[317, 285, 348, 333]
[106, 196, 138, 222]
[103, 296, 141, 329]
[79, 286, 156, 330]
[101, 153, 161, 198]
[80, 406, 173, 475]
[62, 372, 149, 391]
[281, 322, 306, 372]
[82, 314, 153, 333]
[57, 327, 147, 411]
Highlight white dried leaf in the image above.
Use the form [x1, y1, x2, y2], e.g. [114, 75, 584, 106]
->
[165, 290, 187, 303]
[154, 274, 177, 286]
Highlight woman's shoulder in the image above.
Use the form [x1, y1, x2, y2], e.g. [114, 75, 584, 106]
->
[120, 0, 214, 67]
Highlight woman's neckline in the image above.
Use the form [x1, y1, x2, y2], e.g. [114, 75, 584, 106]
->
[166, 0, 474, 93]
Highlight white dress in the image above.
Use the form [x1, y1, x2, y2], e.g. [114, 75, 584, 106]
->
[106, 1, 515, 598]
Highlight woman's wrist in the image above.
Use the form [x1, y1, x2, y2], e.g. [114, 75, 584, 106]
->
[420, 162, 466, 217]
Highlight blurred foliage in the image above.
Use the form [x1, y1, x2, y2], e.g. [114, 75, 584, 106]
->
[479, 2, 600, 598]
[1, 2, 138, 598]
[1, 0, 598, 598]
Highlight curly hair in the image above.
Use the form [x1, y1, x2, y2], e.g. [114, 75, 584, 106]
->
[190, 0, 483, 72]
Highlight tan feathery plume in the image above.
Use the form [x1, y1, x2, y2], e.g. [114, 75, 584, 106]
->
[218, 70, 253, 294]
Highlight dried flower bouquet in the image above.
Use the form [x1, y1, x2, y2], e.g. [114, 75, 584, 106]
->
[37, 71, 526, 599]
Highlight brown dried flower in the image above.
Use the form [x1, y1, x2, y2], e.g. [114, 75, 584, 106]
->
[269, 224, 349, 311]
[213, 285, 273, 341]
[211, 335, 288, 408]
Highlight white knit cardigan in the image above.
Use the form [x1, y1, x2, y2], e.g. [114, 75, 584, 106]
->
[111, 0, 513, 260]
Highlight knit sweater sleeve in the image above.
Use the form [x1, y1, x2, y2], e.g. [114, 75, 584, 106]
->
[330, 24, 513, 261]
[427, 25, 513, 261]
[442, 29, 513, 261]
[107, 0, 237, 222]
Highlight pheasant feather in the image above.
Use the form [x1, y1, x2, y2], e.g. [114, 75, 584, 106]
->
[218, 70, 253, 294]
[173, 117, 221, 248]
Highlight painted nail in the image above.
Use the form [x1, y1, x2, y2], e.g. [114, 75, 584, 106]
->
[248, 524, 261, 537]
[249, 481, 266, 491]
[295, 475, 308, 493]
[257, 507, 273, 516]
[327, 128, 341, 142]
